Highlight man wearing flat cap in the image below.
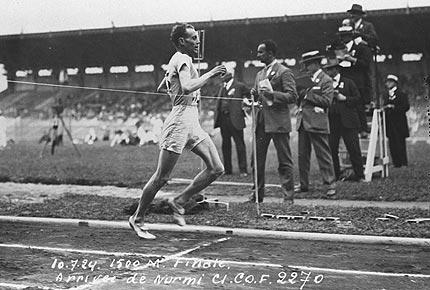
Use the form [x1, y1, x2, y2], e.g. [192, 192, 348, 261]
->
[383, 74, 410, 167]
[337, 25, 373, 136]
[347, 4, 378, 48]
[324, 57, 364, 181]
[295, 50, 336, 196]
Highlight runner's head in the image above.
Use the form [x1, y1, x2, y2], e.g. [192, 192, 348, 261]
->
[170, 23, 200, 56]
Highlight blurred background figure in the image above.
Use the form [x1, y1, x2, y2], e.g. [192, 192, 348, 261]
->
[214, 64, 250, 176]
[383, 74, 410, 168]
[0, 109, 7, 148]
[84, 127, 98, 145]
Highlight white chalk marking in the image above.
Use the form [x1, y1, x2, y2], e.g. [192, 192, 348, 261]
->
[4, 242, 428, 278]
[134, 236, 230, 270]
[167, 257, 430, 278]
[0, 243, 162, 258]
[71, 236, 231, 290]
[0, 282, 61, 290]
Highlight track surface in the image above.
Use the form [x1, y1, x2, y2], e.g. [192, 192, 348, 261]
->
[0, 221, 429, 290]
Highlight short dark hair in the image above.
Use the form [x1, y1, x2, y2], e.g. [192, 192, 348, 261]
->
[260, 39, 277, 56]
[170, 23, 195, 48]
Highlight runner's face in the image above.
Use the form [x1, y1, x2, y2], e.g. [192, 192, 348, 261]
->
[181, 28, 200, 56]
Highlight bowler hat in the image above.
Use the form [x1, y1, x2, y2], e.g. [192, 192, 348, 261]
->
[336, 25, 355, 36]
[300, 50, 324, 64]
[347, 4, 366, 15]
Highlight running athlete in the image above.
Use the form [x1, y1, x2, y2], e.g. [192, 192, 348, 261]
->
[129, 23, 226, 239]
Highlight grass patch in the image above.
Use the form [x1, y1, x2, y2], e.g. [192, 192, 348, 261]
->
[0, 140, 429, 201]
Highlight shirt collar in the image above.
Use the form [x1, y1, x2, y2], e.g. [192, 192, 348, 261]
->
[265, 59, 277, 70]
[333, 73, 341, 86]
[355, 18, 362, 29]
[311, 69, 322, 82]
[346, 40, 354, 51]
[389, 87, 397, 97]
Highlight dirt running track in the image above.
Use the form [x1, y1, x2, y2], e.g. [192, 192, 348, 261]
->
[0, 221, 429, 290]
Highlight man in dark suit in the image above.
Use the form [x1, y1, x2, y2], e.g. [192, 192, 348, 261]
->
[324, 57, 364, 181]
[383, 74, 410, 167]
[347, 4, 378, 48]
[214, 67, 250, 176]
[295, 50, 336, 196]
[247, 39, 297, 203]
[337, 26, 373, 135]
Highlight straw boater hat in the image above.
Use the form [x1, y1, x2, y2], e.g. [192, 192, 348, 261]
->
[386, 74, 399, 83]
[347, 4, 366, 15]
[300, 50, 324, 64]
[336, 25, 356, 36]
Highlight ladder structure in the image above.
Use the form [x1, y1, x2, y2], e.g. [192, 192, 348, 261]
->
[363, 108, 389, 181]
[339, 108, 390, 182]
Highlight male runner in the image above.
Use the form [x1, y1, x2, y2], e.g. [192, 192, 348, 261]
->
[129, 23, 226, 239]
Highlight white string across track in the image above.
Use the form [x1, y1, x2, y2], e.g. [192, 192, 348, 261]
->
[6, 80, 243, 102]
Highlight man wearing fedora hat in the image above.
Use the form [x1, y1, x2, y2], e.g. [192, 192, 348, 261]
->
[383, 74, 410, 167]
[336, 25, 373, 136]
[347, 4, 378, 48]
[295, 50, 336, 196]
[324, 56, 364, 181]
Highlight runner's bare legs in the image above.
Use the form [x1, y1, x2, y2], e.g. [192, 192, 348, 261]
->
[129, 149, 179, 238]
[175, 138, 224, 204]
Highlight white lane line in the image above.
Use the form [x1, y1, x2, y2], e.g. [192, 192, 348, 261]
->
[70, 236, 231, 290]
[0, 282, 60, 290]
[0, 243, 162, 258]
[134, 237, 231, 270]
[173, 257, 430, 278]
[287, 265, 430, 278]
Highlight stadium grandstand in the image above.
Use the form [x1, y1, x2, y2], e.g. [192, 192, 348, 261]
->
[0, 6, 428, 142]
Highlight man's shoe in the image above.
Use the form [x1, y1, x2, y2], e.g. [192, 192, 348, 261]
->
[239, 172, 248, 177]
[282, 190, 294, 205]
[167, 197, 186, 226]
[294, 184, 308, 193]
[244, 193, 263, 203]
[326, 189, 336, 196]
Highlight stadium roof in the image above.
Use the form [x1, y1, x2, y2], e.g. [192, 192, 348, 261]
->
[1, 6, 429, 70]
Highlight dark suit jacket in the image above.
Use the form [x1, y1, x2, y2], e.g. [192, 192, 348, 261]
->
[355, 19, 378, 48]
[340, 42, 372, 95]
[253, 62, 297, 133]
[214, 80, 250, 130]
[296, 70, 334, 134]
[329, 75, 361, 129]
[384, 88, 410, 138]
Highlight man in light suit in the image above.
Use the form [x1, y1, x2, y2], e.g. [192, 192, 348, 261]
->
[295, 50, 336, 196]
[324, 57, 364, 181]
[347, 4, 378, 48]
[214, 67, 250, 176]
[248, 39, 297, 203]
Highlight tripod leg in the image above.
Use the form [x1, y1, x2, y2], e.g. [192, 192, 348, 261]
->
[51, 128, 57, 155]
[40, 139, 50, 158]
[59, 117, 82, 157]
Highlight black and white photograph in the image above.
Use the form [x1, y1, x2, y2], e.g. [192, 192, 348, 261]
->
[0, 0, 429, 289]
